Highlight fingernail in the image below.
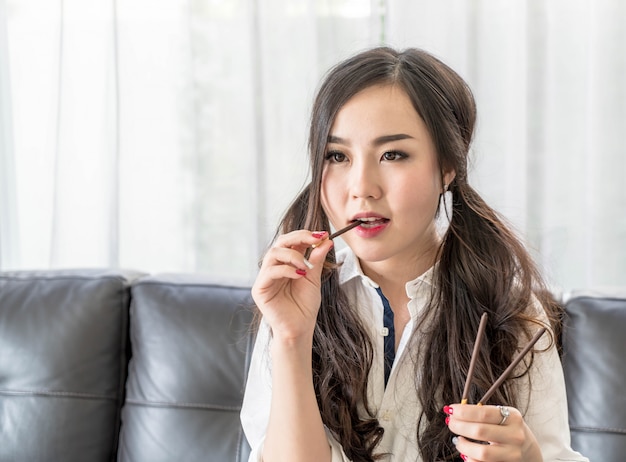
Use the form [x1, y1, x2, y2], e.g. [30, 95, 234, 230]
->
[311, 231, 327, 239]
[452, 436, 459, 446]
[303, 258, 314, 269]
[443, 405, 453, 415]
[445, 416, 450, 425]
[460, 455, 467, 461]
[295, 269, 307, 276]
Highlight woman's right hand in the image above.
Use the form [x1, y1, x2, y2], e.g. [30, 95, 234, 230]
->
[251, 230, 334, 342]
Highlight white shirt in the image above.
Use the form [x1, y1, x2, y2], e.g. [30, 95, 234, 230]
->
[240, 248, 588, 461]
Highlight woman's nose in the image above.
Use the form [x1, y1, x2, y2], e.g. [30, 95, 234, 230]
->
[349, 160, 382, 200]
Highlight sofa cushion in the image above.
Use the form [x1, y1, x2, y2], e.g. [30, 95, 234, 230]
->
[0, 269, 138, 462]
[118, 275, 255, 462]
[562, 292, 626, 460]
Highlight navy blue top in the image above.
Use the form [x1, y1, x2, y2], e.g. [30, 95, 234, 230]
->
[375, 287, 395, 387]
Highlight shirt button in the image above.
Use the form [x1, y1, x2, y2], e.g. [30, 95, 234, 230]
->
[381, 410, 392, 421]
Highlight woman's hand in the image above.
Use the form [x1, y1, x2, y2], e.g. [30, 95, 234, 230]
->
[444, 404, 543, 462]
[252, 230, 334, 342]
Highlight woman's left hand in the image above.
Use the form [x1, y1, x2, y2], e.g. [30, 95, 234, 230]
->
[444, 404, 543, 462]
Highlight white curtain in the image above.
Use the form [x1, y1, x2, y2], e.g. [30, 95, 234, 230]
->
[0, 0, 17, 267]
[1, 0, 625, 290]
[385, 0, 626, 290]
[1, 0, 380, 283]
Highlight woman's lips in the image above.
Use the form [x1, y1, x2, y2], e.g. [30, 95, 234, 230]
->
[352, 217, 390, 237]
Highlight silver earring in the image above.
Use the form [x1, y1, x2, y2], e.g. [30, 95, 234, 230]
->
[436, 185, 453, 236]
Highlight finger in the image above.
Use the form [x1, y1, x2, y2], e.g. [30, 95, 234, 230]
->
[446, 405, 526, 454]
[272, 230, 329, 253]
[305, 236, 335, 267]
[257, 234, 334, 282]
[270, 232, 333, 273]
[446, 404, 520, 427]
[252, 260, 311, 305]
[258, 261, 311, 285]
[453, 435, 513, 462]
[262, 246, 313, 273]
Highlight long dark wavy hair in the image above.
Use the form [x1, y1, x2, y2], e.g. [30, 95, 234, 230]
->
[270, 47, 561, 461]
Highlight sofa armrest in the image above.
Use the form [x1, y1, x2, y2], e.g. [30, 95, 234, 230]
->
[0, 269, 140, 462]
[562, 291, 626, 459]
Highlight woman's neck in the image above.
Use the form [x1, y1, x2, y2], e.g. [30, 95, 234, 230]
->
[359, 241, 439, 298]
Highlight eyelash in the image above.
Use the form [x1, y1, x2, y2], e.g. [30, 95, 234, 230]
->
[324, 150, 347, 163]
[381, 150, 408, 161]
[324, 150, 409, 163]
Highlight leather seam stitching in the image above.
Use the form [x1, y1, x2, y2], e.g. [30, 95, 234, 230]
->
[571, 425, 626, 435]
[124, 399, 241, 411]
[0, 389, 117, 400]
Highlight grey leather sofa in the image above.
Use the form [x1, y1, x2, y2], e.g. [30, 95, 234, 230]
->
[0, 270, 254, 462]
[0, 269, 624, 461]
[561, 291, 626, 460]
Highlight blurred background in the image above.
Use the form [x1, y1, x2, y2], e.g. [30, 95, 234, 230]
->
[1, 0, 625, 290]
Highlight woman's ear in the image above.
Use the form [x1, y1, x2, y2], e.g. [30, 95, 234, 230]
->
[442, 170, 456, 192]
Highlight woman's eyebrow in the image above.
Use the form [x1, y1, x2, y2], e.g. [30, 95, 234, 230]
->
[371, 133, 414, 146]
[327, 135, 348, 145]
[326, 133, 414, 146]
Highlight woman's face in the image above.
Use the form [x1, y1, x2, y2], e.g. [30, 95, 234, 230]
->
[321, 84, 454, 274]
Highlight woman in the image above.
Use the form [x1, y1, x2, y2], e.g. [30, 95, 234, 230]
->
[240, 47, 587, 462]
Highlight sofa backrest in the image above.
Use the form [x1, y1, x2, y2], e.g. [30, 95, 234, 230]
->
[3, 268, 625, 462]
[561, 291, 626, 460]
[0, 270, 138, 462]
[117, 274, 254, 462]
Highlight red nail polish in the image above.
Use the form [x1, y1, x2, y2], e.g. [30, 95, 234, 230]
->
[445, 416, 450, 425]
[295, 269, 307, 276]
[311, 231, 327, 239]
[443, 405, 453, 415]
[460, 455, 467, 461]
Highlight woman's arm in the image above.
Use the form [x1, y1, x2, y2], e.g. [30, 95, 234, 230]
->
[241, 318, 353, 462]
[263, 335, 331, 462]
[248, 230, 335, 462]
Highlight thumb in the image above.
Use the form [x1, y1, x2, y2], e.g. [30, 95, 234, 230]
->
[305, 238, 335, 273]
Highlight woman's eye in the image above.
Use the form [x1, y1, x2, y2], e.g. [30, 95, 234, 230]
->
[325, 151, 347, 163]
[382, 151, 407, 161]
